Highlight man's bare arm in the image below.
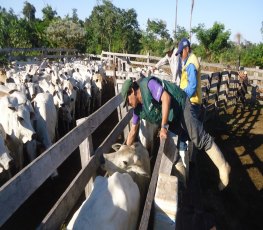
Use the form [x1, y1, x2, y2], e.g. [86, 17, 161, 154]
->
[126, 123, 139, 145]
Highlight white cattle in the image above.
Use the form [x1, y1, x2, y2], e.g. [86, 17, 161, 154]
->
[32, 93, 57, 150]
[91, 73, 103, 111]
[32, 92, 58, 176]
[0, 85, 12, 98]
[67, 142, 151, 230]
[0, 68, 7, 84]
[138, 119, 159, 156]
[0, 124, 13, 177]
[0, 95, 36, 170]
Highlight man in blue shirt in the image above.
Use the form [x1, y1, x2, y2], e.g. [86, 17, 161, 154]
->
[165, 38, 202, 179]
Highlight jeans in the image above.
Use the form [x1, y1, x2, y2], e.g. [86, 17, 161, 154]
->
[181, 98, 213, 152]
[179, 102, 201, 151]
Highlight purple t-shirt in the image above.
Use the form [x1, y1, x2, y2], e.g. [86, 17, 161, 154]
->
[132, 78, 164, 125]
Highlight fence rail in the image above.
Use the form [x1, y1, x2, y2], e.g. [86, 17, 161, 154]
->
[0, 50, 261, 229]
[101, 51, 263, 90]
[0, 47, 79, 61]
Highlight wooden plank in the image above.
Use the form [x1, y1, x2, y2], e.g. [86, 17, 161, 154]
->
[37, 109, 133, 230]
[139, 139, 165, 230]
[101, 51, 161, 61]
[153, 173, 178, 229]
[37, 156, 99, 230]
[77, 118, 94, 198]
[0, 48, 77, 53]
[115, 79, 131, 139]
[159, 133, 178, 174]
[0, 94, 123, 227]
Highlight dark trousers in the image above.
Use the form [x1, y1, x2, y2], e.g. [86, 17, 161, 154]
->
[181, 98, 213, 152]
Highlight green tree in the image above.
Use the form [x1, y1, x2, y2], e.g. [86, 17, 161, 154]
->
[46, 19, 86, 51]
[140, 19, 171, 56]
[85, 0, 141, 54]
[113, 8, 141, 53]
[72, 8, 79, 23]
[174, 25, 189, 43]
[8, 18, 32, 47]
[193, 22, 231, 62]
[42, 5, 57, 21]
[242, 43, 263, 68]
[146, 19, 169, 39]
[22, 1, 36, 21]
[0, 7, 15, 47]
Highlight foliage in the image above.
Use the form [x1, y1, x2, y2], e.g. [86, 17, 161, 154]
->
[192, 22, 231, 62]
[0, 3, 262, 68]
[174, 26, 189, 43]
[242, 43, 263, 68]
[0, 7, 16, 47]
[146, 19, 170, 39]
[85, 0, 141, 54]
[42, 5, 57, 22]
[46, 19, 86, 51]
[140, 19, 172, 56]
[22, 1, 36, 21]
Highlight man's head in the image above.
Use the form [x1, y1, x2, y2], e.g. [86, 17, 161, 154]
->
[163, 39, 175, 56]
[176, 38, 191, 60]
[121, 79, 140, 108]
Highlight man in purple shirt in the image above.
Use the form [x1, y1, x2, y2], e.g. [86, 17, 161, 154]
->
[121, 77, 230, 192]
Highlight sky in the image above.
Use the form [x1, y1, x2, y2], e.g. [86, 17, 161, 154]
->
[1, 0, 262, 44]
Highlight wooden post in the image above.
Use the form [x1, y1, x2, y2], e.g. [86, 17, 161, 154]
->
[76, 118, 94, 198]
[159, 133, 178, 174]
[153, 173, 178, 230]
[114, 79, 130, 140]
[153, 133, 178, 229]
[118, 59, 122, 72]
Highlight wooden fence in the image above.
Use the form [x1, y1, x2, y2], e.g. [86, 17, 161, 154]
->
[101, 51, 263, 92]
[0, 73, 181, 229]
[0, 52, 260, 229]
[0, 48, 79, 62]
[0, 92, 126, 228]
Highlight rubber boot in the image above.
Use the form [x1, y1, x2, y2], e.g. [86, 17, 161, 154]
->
[174, 159, 187, 188]
[179, 150, 189, 180]
[206, 142, 231, 190]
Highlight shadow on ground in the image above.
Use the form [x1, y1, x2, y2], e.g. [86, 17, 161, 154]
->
[185, 102, 263, 230]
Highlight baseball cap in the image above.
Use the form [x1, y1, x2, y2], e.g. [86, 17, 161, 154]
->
[175, 38, 190, 56]
[121, 78, 132, 107]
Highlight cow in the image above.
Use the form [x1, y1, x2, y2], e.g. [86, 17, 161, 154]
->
[0, 95, 36, 171]
[0, 68, 7, 84]
[0, 124, 13, 184]
[138, 119, 159, 156]
[91, 73, 104, 112]
[67, 142, 151, 230]
[32, 92, 57, 151]
[32, 92, 58, 177]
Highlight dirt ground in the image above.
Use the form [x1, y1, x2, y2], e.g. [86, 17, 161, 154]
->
[177, 101, 263, 230]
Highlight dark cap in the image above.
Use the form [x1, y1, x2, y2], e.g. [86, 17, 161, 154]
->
[175, 38, 190, 56]
[121, 78, 132, 107]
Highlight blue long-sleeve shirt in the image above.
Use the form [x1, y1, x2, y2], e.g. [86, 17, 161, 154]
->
[183, 62, 197, 98]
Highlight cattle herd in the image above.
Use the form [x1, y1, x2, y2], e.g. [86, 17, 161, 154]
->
[0, 57, 167, 229]
[0, 57, 108, 185]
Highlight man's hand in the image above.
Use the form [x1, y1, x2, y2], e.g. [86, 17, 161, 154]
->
[159, 127, 168, 139]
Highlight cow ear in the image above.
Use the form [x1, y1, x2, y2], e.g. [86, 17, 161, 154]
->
[133, 154, 140, 164]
